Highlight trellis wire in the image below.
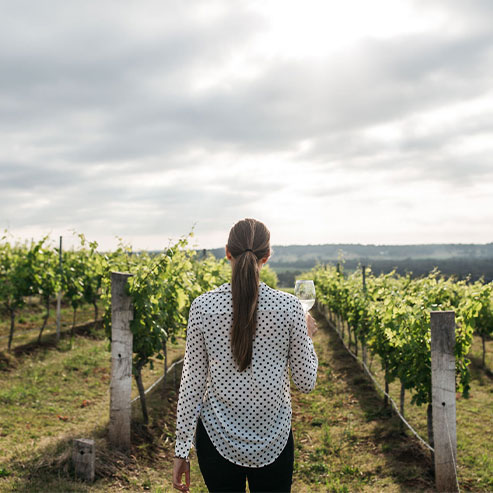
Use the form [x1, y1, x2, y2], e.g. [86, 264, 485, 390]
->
[0, 317, 104, 342]
[131, 357, 184, 404]
[323, 306, 434, 453]
[443, 403, 461, 492]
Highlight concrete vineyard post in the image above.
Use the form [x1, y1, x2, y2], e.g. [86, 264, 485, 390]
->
[109, 272, 134, 451]
[430, 311, 458, 493]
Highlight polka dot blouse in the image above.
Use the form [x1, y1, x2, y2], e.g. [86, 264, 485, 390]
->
[174, 281, 318, 467]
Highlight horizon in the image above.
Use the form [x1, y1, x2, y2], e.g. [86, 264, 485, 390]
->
[2, 228, 493, 252]
[202, 240, 493, 250]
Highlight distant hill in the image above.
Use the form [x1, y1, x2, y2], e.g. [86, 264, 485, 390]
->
[203, 243, 493, 286]
[206, 243, 493, 263]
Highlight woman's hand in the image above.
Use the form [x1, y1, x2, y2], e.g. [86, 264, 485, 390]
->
[172, 457, 190, 492]
[306, 312, 318, 338]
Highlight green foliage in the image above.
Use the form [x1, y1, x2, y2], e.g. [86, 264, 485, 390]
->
[33, 239, 60, 304]
[0, 237, 46, 314]
[98, 234, 233, 378]
[459, 281, 493, 341]
[260, 264, 278, 288]
[126, 237, 196, 373]
[191, 253, 231, 297]
[0, 235, 52, 349]
[61, 233, 103, 313]
[0, 228, 281, 382]
[303, 263, 490, 406]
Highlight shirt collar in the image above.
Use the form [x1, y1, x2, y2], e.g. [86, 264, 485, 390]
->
[214, 281, 266, 292]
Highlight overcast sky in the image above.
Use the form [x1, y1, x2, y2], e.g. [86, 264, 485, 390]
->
[1, 0, 492, 251]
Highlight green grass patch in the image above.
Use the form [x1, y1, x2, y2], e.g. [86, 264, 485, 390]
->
[0, 299, 102, 351]
[0, 324, 186, 489]
[1, 306, 491, 491]
[291, 315, 436, 492]
[323, 310, 493, 492]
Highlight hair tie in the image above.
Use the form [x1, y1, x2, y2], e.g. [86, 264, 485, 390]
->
[244, 248, 253, 253]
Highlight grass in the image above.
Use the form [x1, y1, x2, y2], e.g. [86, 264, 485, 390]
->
[324, 308, 493, 492]
[290, 314, 435, 492]
[281, 287, 295, 295]
[0, 306, 491, 491]
[0, 297, 102, 351]
[0, 323, 187, 492]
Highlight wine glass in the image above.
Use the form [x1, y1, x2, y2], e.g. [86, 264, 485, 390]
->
[294, 280, 316, 313]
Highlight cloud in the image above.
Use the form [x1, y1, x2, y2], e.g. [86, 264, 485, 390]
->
[1, 0, 492, 247]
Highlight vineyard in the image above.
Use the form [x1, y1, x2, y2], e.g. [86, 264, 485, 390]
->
[300, 263, 493, 412]
[0, 231, 277, 353]
[300, 263, 493, 490]
[0, 232, 492, 491]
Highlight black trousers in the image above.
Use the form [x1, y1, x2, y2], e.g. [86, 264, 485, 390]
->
[195, 418, 294, 493]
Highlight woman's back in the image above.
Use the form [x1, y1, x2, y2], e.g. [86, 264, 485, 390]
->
[175, 281, 318, 468]
[173, 218, 318, 492]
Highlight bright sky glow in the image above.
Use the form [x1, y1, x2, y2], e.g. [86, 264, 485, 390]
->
[1, 0, 492, 251]
[248, 0, 447, 59]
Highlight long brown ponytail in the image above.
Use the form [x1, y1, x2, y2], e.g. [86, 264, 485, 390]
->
[227, 218, 270, 371]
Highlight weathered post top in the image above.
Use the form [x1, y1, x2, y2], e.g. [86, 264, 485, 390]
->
[72, 438, 95, 483]
[430, 310, 455, 354]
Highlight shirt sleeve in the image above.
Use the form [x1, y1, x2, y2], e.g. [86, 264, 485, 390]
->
[174, 298, 208, 458]
[288, 298, 318, 393]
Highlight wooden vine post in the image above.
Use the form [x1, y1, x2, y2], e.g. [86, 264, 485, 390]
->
[109, 272, 134, 452]
[430, 311, 458, 493]
[56, 235, 63, 343]
[361, 264, 368, 366]
[72, 438, 95, 483]
[161, 339, 168, 397]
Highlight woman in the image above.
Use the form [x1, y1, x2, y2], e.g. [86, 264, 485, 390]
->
[172, 218, 318, 492]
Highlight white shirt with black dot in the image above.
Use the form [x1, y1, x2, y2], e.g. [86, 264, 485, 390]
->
[174, 282, 318, 467]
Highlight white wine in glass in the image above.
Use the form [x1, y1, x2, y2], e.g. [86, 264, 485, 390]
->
[294, 280, 316, 313]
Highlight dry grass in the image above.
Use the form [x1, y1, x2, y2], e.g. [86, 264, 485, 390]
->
[0, 298, 102, 351]
[1, 308, 491, 492]
[0, 323, 187, 492]
[290, 313, 435, 492]
[325, 310, 493, 492]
